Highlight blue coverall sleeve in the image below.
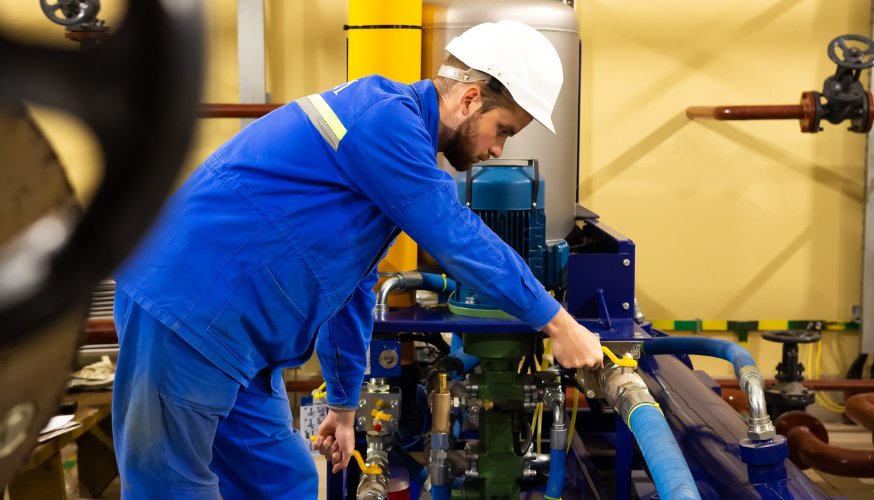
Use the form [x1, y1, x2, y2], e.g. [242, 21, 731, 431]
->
[315, 268, 379, 410]
[335, 98, 561, 330]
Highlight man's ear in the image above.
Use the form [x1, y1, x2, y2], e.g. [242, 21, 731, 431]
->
[459, 85, 481, 117]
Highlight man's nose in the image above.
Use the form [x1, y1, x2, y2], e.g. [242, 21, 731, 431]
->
[489, 144, 503, 158]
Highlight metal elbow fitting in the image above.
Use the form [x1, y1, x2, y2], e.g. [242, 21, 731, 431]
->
[739, 367, 776, 441]
[544, 386, 568, 446]
[374, 271, 425, 312]
[430, 373, 452, 487]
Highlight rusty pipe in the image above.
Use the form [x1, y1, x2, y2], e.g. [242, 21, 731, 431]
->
[786, 426, 874, 477]
[686, 104, 805, 121]
[845, 392, 874, 435]
[199, 103, 282, 118]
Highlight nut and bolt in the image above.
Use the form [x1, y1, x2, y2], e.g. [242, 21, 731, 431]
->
[390, 419, 398, 426]
[586, 390, 596, 398]
[391, 400, 398, 408]
[622, 302, 630, 310]
[623, 259, 630, 266]
[359, 399, 367, 408]
[358, 417, 367, 426]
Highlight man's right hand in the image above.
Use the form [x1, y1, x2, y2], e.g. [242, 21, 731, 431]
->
[542, 308, 603, 369]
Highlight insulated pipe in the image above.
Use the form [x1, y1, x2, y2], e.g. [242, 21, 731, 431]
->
[641, 337, 775, 441]
[599, 365, 702, 500]
[686, 105, 805, 121]
[351, 0, 423, 297]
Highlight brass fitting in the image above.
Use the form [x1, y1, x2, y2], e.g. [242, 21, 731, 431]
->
[432, 373, 451, 433]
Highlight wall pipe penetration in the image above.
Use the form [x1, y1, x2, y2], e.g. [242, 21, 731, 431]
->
[599, 364, 702, 500]
[641, 337, 776, 441]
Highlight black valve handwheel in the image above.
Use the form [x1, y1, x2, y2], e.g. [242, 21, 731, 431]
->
[828, 34, 874, 70]
[761, 330, 822, 344]
[40, 0, 99, 27]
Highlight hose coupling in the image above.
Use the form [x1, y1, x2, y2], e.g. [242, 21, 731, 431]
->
[430, 432, 451, 486]
[739, 367, 776, 441]
[544, 387, 566, 426]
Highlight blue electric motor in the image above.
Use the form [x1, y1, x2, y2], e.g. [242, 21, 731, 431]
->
[449, 159, 568, 318]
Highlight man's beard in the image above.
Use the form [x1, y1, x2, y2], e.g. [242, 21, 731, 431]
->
[443, 112, 482, 172]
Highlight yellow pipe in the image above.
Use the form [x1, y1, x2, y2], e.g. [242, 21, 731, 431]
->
[348, 0, 422, 303]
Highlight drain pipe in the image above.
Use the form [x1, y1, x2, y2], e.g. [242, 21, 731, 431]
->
[600, 363, 702, 500]
[641, 337, 776, 441]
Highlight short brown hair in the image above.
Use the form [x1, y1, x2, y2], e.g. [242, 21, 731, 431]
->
[433, 54, 516, 114]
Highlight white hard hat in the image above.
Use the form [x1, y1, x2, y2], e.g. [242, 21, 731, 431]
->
[439, 20, 563, 134]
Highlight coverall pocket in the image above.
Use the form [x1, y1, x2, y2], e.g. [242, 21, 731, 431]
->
[207, 263, 308, 370]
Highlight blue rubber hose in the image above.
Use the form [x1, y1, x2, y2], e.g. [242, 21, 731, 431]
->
[641, 337, 756, 377]
[419, 272, 456, 296]
[628, 404, 701, 500]
[544, 445, 566, 500]
[431, 485, 450, 500]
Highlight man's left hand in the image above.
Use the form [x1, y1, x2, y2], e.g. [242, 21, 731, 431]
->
[313, 409, 356, 473]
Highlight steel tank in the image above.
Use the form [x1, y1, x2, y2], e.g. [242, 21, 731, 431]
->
[422, 0, 580, 240]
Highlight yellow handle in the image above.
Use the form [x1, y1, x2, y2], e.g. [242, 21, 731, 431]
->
[602, 346, 638, 367]
[313, 382, 328, 399]
[309, 435, 383, 474]
[371, 409, 391, 421]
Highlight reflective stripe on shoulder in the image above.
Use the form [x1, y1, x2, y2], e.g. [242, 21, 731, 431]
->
[295, 94, 347, 151]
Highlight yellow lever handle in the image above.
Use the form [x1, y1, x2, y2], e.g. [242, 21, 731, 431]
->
[371, 409, 391, 421]
[602, 346, 638, 367]
[309, 435, 383, 474]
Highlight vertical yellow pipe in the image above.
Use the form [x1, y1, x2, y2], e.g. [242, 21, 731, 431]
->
[348, 0, 422, 306]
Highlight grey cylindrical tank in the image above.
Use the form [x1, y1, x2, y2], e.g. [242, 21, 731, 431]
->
[423, 0, 580, 240]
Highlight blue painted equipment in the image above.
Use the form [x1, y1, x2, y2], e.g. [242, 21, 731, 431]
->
[449, 160, 569, 318]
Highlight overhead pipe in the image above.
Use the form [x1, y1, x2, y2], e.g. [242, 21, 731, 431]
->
[641, 337, 776, 441]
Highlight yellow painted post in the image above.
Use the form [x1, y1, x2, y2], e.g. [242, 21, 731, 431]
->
[348, 0, 422, 306]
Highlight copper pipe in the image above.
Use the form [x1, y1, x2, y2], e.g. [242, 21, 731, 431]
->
[686, 105, 805, 121]
[200, 103, 283, 118]
[786, 426, 874, 477]
[717, 378, 874, 391]
[846, 393, 874, 433]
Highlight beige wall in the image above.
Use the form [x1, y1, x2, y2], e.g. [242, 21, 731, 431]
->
[3, 1, 868, 379]
[577, 1, 869, 377]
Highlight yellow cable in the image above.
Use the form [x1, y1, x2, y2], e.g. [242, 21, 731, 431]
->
[536, 402, 544, 455]
[567, 388, 579, 453]
[812, 341, 845, 412]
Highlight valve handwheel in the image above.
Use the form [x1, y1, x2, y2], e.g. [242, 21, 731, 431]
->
[40, 0, 100, 27]
[828, 34, 874, 70]
[761, 329, 821, 345]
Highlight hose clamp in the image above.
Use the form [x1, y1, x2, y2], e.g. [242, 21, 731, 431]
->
[550, 424, 568, 446]
[738, 366, 763, 393]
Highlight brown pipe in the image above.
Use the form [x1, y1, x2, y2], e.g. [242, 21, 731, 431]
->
[786, 426, 874, 477]
[846, 393, 874, 433]
[717, 378, 874, 391]
[200, 103, 283, 119]
[686, 104, 805, 121]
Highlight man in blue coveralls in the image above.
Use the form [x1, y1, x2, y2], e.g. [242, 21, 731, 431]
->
[111, 20, 603, 499]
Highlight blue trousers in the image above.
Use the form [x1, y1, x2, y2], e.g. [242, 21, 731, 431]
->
[112, 290, 319, 499]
